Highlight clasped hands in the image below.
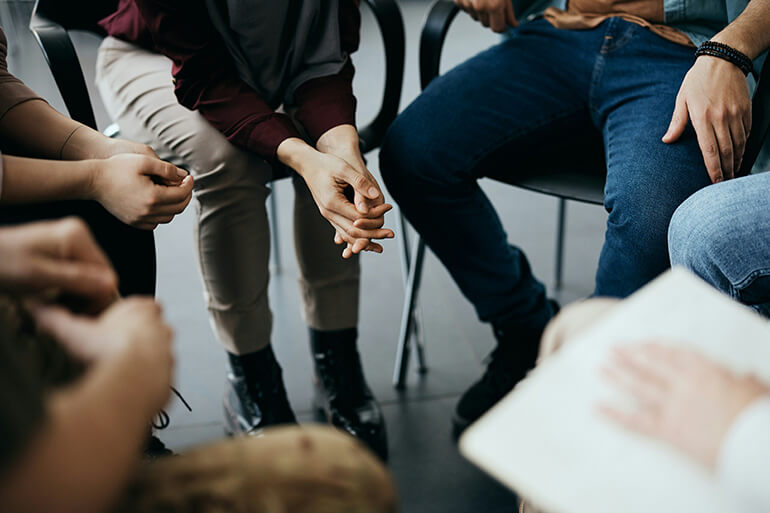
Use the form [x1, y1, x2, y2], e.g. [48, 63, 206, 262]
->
[278, 125, 395, 259]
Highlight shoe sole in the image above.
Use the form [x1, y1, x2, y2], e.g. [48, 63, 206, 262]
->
[451, 412, 473, 441]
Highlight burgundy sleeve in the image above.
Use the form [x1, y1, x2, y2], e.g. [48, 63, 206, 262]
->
[292, 0, 361, 143]
[132, 0, 300, 160]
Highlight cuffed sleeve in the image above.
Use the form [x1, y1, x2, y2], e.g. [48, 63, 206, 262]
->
[717, 396, 770, 513]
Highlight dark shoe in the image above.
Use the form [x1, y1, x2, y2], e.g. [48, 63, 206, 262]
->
[223, 346, 297, 435]
[453, 300, 560, 438]
[144, 434, 173, 459]
[310, 328, 388, 461]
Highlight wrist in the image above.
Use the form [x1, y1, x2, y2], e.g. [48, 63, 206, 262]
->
[60, 126, 111, 160]
[316, 124, 359, 154]
[81, 159, 104, 202]
[277, 137, 317, 177]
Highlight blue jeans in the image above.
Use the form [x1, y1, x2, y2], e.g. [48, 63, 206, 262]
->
[669, 172, 770, 317]
[380, 18, 710, 331]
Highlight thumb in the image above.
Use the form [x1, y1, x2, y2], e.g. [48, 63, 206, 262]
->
[341, 164, 381, 201]
[143, 159, 188, 184]
[33, 305, 99, 360]
[35, 258, 117, 309]
[505, 2, 518, 27]
[663, 97, 689, 144]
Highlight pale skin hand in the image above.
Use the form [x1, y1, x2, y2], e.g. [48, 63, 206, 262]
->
[89, 154, 194, 230]
[599, 343, 770, 470]
[277, 134, 394, 259]
[663, 0, 770, 182]
[455, 0, 517, 33]
[0, 219, 118, 312]
[663, 57, 751, 183]
[316, 124, 394, 257]
[34, 297, 175, 408]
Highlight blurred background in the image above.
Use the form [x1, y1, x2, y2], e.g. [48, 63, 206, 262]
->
[0, 1, 607, 511]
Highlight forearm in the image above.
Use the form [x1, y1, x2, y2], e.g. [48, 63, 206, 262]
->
[711, 0, 770, 60]
[0, 155, 95, 204]
[0, 351, 161, 513]
[0, 99, 110, 160]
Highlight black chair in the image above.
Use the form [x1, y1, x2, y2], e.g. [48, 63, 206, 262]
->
[29, 0, 405, 287]
[392, 0, 770, 388]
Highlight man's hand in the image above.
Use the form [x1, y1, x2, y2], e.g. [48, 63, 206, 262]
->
[277, 137, 394, 259]
[34, 297, 174, 412]
[663, 56, 751, 183]
[89, 154, 194, 230]
[317, 125, 395, 258]
[455, 0, 517, 33]
[0, 219, 118, 311]
[599, 343, 769, 470]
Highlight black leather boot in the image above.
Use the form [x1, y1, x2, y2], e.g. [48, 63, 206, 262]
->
[310, 328, 388, 461]
[223, 346, 297, 435]
[452, 300, 560, 439]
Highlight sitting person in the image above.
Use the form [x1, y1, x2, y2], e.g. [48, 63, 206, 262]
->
[0, 218, 396, 513]
[521, 299, 770, 513]
[0, 25, 192, 296]
[668, 170, 770, 318]
[379, 0, 769, 436]
[94, 0, 393, 458]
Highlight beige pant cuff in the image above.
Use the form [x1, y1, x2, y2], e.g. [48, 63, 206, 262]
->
[298, 278, 360, 331]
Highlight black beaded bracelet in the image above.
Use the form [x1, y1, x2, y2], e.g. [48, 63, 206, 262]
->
[695, 40, 754, 76]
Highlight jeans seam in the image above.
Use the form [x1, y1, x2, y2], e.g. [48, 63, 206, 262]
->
[731, 268, 770, 300]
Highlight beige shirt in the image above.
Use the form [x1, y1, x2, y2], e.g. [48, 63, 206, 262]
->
[544, 0, 694, 47]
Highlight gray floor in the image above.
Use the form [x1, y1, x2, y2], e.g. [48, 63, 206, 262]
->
[1, 2, 607, 511]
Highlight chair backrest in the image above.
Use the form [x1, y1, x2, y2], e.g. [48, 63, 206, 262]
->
[33, 0, 117, 35]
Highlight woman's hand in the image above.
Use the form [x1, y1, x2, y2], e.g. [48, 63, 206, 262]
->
[599, 343, 770, 469]
[663, 56, 751, 182]
[35, 297, 174, 412]
[0, 219, 118, 312]
[455, 0, 517, 33]
[89, 154, 194, 230]
[316, 125, 395, 257]
[278, 136, 394, 259]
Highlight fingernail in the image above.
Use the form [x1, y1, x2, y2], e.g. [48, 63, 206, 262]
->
[368, 187, 379, 197]
[176, 168, 188, 178]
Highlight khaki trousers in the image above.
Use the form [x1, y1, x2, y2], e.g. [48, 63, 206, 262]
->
[95, 37, 360, 355]
[116, 426, 397, 513]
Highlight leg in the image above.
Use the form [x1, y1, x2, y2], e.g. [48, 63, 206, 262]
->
[669, 172, 770, 318]
[593, 21, 711, 297]
[116, 426, 396, 513]
[292, 174, 387, 459]
[97, 36, 273, 355]
[380, 19, 603, 332]
[291, 173, 360, 332]
[96, 38, 296, 433]
[380, 19, 605, 432]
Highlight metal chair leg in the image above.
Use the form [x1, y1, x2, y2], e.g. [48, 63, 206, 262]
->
[396, 209, 428, 377]
[269, 185, 281, 274]
[393, 234, 426, 388]
[554, 198, 566, 290]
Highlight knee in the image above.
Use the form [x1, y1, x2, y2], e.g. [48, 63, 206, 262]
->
[379, 104, 458, 201]
[668, 187, 732, 278]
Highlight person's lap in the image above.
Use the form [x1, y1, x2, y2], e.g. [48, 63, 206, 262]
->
[669, 171, 770, 317]
[380, 18, 708, 330]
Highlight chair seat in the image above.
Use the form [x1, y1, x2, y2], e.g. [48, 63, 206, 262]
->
[492, 167, 606, 206]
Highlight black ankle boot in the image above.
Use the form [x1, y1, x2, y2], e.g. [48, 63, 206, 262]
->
[223, 346, 296, 435]
[310, 328, 388, 461]
[452, 300, 560, 439]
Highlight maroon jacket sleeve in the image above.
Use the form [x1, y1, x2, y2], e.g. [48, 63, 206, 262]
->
[292, 0, 361, 143]
[132, 0, 300, 160]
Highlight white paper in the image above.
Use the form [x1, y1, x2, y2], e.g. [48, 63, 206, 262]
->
[459, 268, 770, 513]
